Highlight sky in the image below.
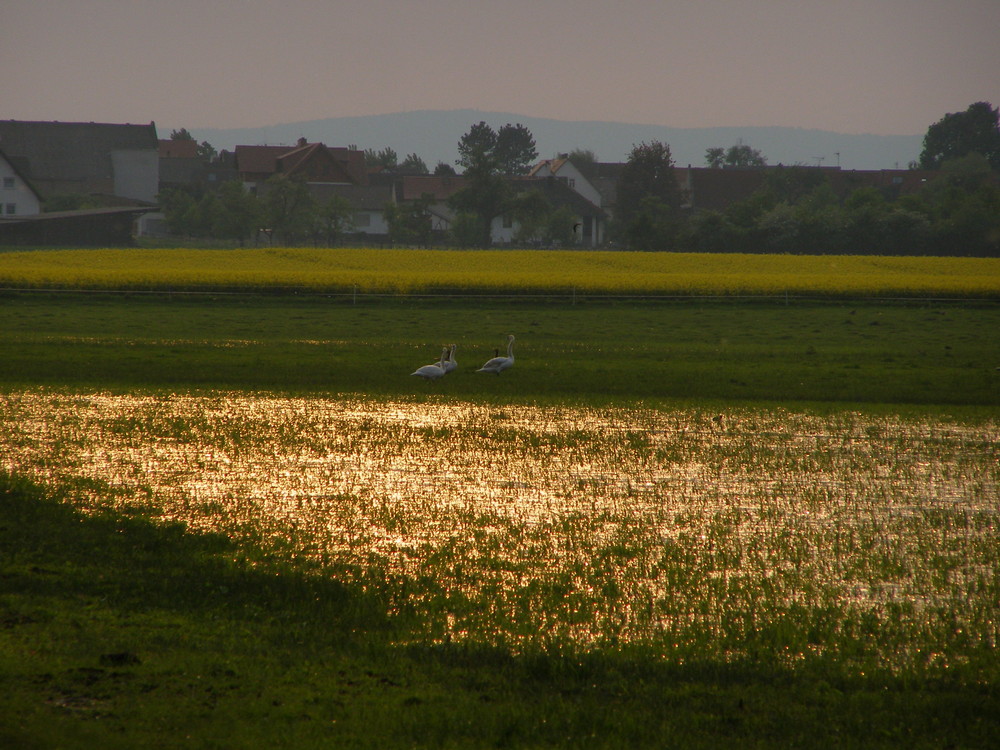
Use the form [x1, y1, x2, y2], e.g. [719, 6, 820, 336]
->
[2, 0, 998, 138]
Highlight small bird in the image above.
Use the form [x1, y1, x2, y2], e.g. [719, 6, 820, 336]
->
[477, 334, 515, 375]
[442, 344, 458, 374]
[412, 346, 449, 380]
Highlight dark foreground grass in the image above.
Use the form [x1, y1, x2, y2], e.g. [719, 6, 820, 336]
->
[1, 291, 999, 406]
[3, 472, 997, 749]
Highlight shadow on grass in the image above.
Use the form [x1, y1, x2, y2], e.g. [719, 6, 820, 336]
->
[0, 471, 393, 643]
[3, 471, 998, 749]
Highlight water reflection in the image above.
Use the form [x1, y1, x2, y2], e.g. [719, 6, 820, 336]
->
[1, 390, 997, 661]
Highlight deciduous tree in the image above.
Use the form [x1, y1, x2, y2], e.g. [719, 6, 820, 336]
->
[616, 141, 683, 249]
[918, 101, 1000, 171]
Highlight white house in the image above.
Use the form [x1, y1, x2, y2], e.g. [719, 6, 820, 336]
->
[529, 156, 604, 211]
[0, 149, 42, 217]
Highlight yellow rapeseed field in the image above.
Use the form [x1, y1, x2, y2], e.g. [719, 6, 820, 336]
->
[0, 247, 997, 296]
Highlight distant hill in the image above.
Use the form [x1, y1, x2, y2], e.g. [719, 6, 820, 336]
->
[184, 109, 923, 171]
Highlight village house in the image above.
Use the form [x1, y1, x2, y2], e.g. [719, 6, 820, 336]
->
[0, 120, 159, 204]
[531, 153, 942, 220]
[233, 140, 393, 239]
[400, 172, 606, 246]
[0, 148, 43, 217]
[0, 120, 160, 244]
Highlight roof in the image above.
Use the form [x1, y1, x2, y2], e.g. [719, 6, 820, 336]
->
[512, 177, 605, 217]
[0, 120, 158, 194]
[401, 175, 467, 201]
[0, 147, 43, 201]
[235, 143, 368, 185]
[159, 139, 199, 159]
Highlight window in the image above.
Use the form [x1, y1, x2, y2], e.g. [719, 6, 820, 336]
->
[355, 213, 371, 227]
[2, 177, 14, 189]
[5, 204, 15, 215]
[502, 215, 513, 229]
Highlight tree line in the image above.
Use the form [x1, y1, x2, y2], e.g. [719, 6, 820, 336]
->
[617, 102, 1000, 256]
[159, 102, 1000, 255]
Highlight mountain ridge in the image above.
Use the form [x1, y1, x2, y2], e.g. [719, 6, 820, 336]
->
[182, 109, 923, 171]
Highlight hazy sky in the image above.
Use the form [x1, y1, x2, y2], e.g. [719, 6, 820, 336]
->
[3, 0, 998, 137]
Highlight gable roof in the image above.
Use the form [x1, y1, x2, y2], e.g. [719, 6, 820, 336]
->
[512, 177, 605, 218]
[0, 120, 158, 197]
[235, 143, 368, 185]
[0, 147, 43, 202]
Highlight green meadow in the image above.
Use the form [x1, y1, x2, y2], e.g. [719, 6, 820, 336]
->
[1, 249, 999, 748]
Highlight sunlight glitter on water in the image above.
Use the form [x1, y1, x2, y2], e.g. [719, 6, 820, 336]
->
[2, 389, 998, 655]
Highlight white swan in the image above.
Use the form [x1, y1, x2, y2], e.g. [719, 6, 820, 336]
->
[477, 334, 515, 375]
[442, 344, 458, 374]
[412, 346, 449, 380]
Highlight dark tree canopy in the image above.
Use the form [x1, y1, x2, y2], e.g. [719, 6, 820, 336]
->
[494, 123, 538, 175]
[616, 141, 684, 250]
[616, 141, 682, 223]
[456, 122, 538, 176]
[365, 147, 398, 170]
[450, 121, 539, 245]
[456, 121, 499, 175]
[918, 101, 1000, 171]
[706, 140, 768, 168]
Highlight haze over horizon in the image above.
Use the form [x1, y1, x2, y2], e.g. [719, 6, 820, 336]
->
[3, 0, 998, 140]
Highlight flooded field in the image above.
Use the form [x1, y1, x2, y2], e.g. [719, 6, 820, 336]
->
[2, 390, 997, 671]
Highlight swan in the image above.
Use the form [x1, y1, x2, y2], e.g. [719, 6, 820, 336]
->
[442, 344, 458, 374]
[412, 346, 449, 380]
[477, 334, 515, 375]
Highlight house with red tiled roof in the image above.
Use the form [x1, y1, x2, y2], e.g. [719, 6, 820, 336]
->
[235, 141, 368, 189]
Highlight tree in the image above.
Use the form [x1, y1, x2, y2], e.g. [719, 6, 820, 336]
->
[448, 172, 510, 247]
[211, 181, 260, 246]
[567, 148, 597, 168]
[314, 194, 356, 246]
[385, 196, 433, 245]
[706, 140, 767, 168]
[618, 141, 682, 215]
[623, 195, 682, 251]
[456, 121, 499, 175]
[260, 175, 316, 244]
[494, 123, 538, 175]
[399, 153, 429, 174]
[705, 147, 726, 169]
[433, 161, 456, 176]
[450, 121, 538, 245]
[918, 101, 1000, 171]
[506, 189, 552, 243]
[196, 141, 218, 162]
[158, 188, 201, 236]
[365, 147, 398, 170]
[170, 127, 217, 162]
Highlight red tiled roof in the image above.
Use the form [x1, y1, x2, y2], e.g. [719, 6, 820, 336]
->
[235, 143, 368, 184]
[401, 175, 467, 201]
[158, 139, 199, 159]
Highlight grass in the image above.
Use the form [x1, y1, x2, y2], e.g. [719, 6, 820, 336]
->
[1, 261, 999, 747]
[3, 472, 998, 749]
[1, 292, 998, 406]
